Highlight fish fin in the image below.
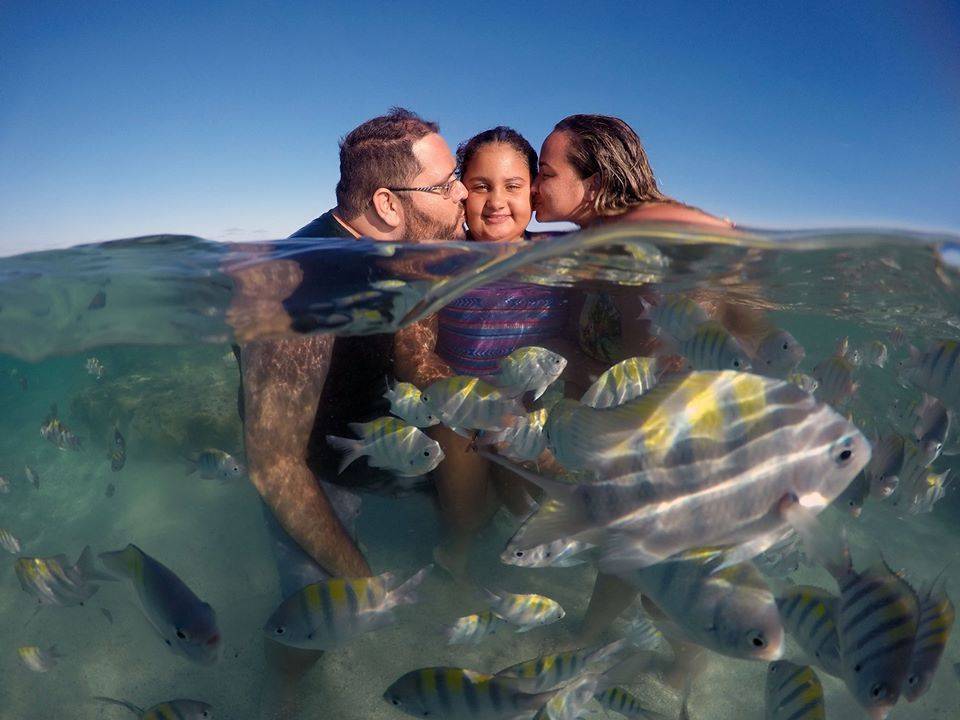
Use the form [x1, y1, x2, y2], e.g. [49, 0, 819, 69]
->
[384, 565, 432, 610]
[478, 587, 502, 606]
[93, 697, 144, 716]
[183, 455, 198, 475]
[782, 502, 849, 579]
[325, 435, 365, 474]
[585, 638, 629, 668]
[531, 384, 548, 402]
[596, 650, 656, 693]
[476, 450, 590, 547]
[98, 544, 139, 579]
[598, 532, 666, 574]
[77, 545, 117, 582]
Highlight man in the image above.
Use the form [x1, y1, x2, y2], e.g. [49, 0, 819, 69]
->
[231, 108, 466, 719]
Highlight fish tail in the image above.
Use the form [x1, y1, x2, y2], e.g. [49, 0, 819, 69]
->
[782, 501, 849, 579]
[77, 545, 117, 582]
[92, 697, 144, 716]
[97, 544, 138, 580]
[325, 435, 366, 474]
[585, 638, 629, 667]
[384, 565, 432, 610]
[183, 455, 198, 476]
[595, 650, 655, 693]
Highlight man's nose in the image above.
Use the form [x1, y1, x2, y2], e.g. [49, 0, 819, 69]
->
[452, 179, 468, 202]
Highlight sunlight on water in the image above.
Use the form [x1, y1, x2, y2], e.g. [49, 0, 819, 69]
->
[0, 224, 958, 719]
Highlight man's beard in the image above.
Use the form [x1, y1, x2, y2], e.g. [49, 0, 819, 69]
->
[399, 197, 465, 241]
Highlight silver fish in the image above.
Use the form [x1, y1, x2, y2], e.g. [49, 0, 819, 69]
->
[787, 372, 819, 394]
[756, 530, 805, 576]
[833, 471, 869, 517]
[532, 673, 598, 720]
[495, 639, 625, 693]
[623, 553, 784, 661]
[327, 417, 444, 477]
[422, 376, 525, 432]
[901, 340, 960, 408]
[384, 379, 440, 428]
[476, 408, 549, 462]
[24, 464, 39, 489]
[481, 588, 565, 632]
[17, 645, 62, 673]
[904, 576, 955, 701]
[911, 394, 950, 461]
[444, 610, 507, 645]
[679, 321, 752, 371]
[901, 468, 951, 515]
[487, 346, 568, 400]
[185, 448, 245, 481]
[264, 566, 430, 650]
[754, 329, 806, 377]
[581, 356, 660, 409]
[0, 474, 10, 493]
[16, 546, 113, 607]
[640, 294, 709, 343]
[865, 431, 905, 499]
[93, 697, 213, 719]
[501, 536, 594, 569]
[100, 544, 221, 665]
[764, 661, 825, 720]
[775, 585, 841, 677]
[0, 527, 22, 554]
[593, 686, 671, 720]
[813, 354, 857, 406]
[499, 371, 870, 573]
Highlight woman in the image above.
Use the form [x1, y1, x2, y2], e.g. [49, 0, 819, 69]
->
[531, 114, 770, 646]
[394, 127, 571, 577]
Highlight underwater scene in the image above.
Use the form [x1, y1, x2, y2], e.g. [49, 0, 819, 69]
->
[1, 225, 959, 720]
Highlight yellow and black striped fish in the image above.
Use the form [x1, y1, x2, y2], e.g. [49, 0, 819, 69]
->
[776, 584, 841, 677]
[904, 577, 955, 701]
[580, 356, 660, 409]
[94, 696, 212, 719]
[495, 639, 625, 693]
[594, 686, 670, 719]
[444, 610, 507, 645]
[481, 588, 565, 633]
[764, 661, 825, 720]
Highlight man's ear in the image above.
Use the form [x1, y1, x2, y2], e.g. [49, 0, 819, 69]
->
[371, 188, 402, 229]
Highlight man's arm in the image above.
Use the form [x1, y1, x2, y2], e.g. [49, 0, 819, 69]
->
[241, 336, 370, 578]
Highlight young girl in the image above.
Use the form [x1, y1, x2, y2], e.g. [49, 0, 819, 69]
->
[394, 127, 571, 577]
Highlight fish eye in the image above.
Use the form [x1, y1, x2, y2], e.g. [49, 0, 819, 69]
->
[176, 629, 187, 640]
[275, 626, 285, 635]
[748, 631, 766, 648]
[837, 449, 853, 463]
[733, 359, 742, 368]
[514, 550, 524, 557]
[782, 342, 789, 350]
[907, 674, 919, 686]
[423, 450, 430, 456]
[870, 682, 888, 699]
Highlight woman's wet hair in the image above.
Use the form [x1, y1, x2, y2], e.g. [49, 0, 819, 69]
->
[456, 126, 538, 182]
[553, 114, 673, 216]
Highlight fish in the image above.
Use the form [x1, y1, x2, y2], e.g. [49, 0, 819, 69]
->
[481, 588, 565, 633]
[623, 553, 784, 661]
[93, 697, 213, 719]
[384, 379, 440, 427]
[900, 339, 960, 408]
[494, 371, 870, 572]
[0, 474, 9, 493]
[593, 686, 671, 719]
[679, 321, 752, 371]
[888, 327, 906, 347]
[113, 426, 127, 452]
[495, 639, 626, 693]
[532, 673, 599, 720]
[640, 294, 709, 343]
[326, 417, 444, 476]
[0, 527, 22, 554]
[911, 394, 950, 461]
[264, 566, 430, 650]
[775, 585, 842, 677]
[904, 575, 955, 701]
[501, 535, 594, 569]
[99, 544, 221, 664]
[87, 289, 106, 309]
[39, 405, 81, 451]
[535, 379, 566, 412]
[623, 609, 669, 654]
[486, 346, 568, 400]
[16, 546, 114, 607]
[100, 607, 114, 624]
[105, 482, 116, 497]
[868, 340, 889, 368]
[865, 431, 905, 499]
[421, 376, 525, 432]
[85, 356, 104, 379]
[826, 548, 920, 720]
[754, 329, 806, 377]
[184, 448, 245, 481]
[787, 372, 818, 394]
[833, 471, 869, 517]
[476, 408, 549, 463]
[110, 447, 127, 471]
[812, 352, 858, 407]
[444, 610, 507, 645]
[383, 667, 556, 720]
[900, 468, 951, 515]
[17, 645, 63, 673]
[581, 356, 661, 409]
[764, 661, 825, 720]
[24, 464, 39, 489]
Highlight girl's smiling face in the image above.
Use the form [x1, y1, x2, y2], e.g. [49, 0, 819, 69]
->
[462, 143, 533, 242]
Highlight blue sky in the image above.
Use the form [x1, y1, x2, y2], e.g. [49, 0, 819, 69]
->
[1, 0, 958, 256]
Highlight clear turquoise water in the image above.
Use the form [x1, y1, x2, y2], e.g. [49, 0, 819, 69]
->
[0, 226, 959, 719]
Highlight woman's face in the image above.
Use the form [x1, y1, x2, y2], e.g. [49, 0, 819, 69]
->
[462, 143, 532, 242]
[531, 130, 594, 225]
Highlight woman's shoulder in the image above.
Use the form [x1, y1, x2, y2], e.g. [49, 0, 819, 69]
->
[617, 202, 733, 228]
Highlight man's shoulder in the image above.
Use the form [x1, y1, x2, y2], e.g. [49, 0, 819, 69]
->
[289, 209, 354, 239]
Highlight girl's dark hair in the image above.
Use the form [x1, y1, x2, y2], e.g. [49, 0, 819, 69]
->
[456, 126, 538, 181]
[553, 114, 673, 215]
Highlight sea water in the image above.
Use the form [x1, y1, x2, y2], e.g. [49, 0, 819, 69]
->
[0, 225, 958, 719]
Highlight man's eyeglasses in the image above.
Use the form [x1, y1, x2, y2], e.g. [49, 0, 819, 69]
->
[387, 179, 460, 200]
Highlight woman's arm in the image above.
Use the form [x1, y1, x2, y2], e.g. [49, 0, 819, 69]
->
[394, 314, 455, 387]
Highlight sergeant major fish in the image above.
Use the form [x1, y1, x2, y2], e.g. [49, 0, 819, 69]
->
[384, 379, 440, 427]
[501, 536, 594, 569]
[16, 546, 114, 607]
[475, 408, 549, 463]
[754, 329, 806, 377]
[264, 565, 430, 650]
[639, 294, 709, 343]
[900, 339, 960, 408]
[184, 448, 244, 481]
[775, 585, 841, 677]
[495, 639, 626, 693]
[93, 697, 213, 719]
[581, 356, 660, 409]
[326, 417, 444, 476]
[17, 645, 63, 673]
[0, 527, 22, 554]
[485, 346, 567, 401]
[481, 588, 565, 633]
[39, 405, 81, 451]
[422, 376, 525, 433]
[679, 321, 752, 372]
[444, 610, 507, 645]
[764, 661, 825, 720]
[100, 544, 221, 665]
